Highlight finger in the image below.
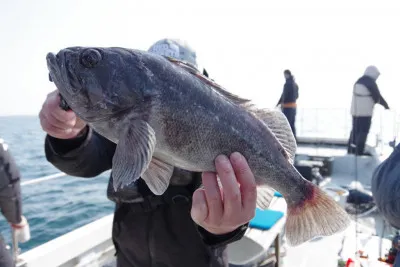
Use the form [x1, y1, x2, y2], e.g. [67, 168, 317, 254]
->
[190, 188, 208, 226]
[215, 154, 241, 217]
[230, 152, 257, 212]
[46, 110, 76, 129]
[40, 113, 74, 139]
[202, 171, 223, 225]
[40, 110, 85, 139]
[45, 93, 75, 122]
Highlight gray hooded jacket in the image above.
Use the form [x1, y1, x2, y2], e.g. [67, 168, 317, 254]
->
[0, 139, 22, 225]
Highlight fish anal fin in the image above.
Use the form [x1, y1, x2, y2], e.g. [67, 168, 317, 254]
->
[256, 185, 276, 210]
[215, 176, 275, 210]
[141, 158, 174, 195]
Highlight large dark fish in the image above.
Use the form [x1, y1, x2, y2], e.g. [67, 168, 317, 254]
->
[46, 46, 350, 246]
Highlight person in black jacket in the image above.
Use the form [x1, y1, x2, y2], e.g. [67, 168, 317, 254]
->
[0, 139, 30, 267]
[276, 69, 299, 139]
[39, 38, 257, 267]
[371, 142, 400, 266]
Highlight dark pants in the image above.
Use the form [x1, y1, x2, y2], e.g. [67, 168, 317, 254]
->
[282, 107, 297, 138]
[112, 186, 228, 267]
[395, 252, 400, 267]
[0, 238, 13, 267]
[347, 116, 372, 155]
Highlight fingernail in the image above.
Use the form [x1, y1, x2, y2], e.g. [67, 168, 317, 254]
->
[230, 152, 243, 163]
[66, 118, 76, 127]
[215, 154, 229, 164]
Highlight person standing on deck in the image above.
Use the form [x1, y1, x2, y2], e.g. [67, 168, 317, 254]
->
[39, 38, 258, 267]
[276, 69, 299, 139]
[347, 65, 390, 155]
[0, 138, 30, 267]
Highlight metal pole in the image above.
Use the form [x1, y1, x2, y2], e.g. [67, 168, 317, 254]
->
[12, 228, 19, 265]
[274, 234, 280, 267]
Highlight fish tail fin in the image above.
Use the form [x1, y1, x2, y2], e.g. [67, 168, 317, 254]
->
[285, 183, 350, 246]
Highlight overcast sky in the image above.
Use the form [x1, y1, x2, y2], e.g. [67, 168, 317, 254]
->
[1, 0, 399, 116]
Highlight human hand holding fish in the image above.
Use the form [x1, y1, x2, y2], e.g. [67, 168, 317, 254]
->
[39, 90, 87, 139]
[191, 152, 257, 235]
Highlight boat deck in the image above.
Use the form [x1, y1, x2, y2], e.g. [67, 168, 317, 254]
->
[282, 139, 395, 267]
[14, 137, 396, 267]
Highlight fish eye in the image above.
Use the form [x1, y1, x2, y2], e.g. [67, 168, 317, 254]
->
[80, 48, 102, 68]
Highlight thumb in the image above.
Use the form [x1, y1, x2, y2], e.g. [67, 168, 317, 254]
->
[190, 189, 208, 225]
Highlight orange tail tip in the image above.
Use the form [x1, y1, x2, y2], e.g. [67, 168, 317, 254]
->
[285, 183, 351, 246]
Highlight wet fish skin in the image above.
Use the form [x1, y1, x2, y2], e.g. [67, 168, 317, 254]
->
[46, 46, 350, 246]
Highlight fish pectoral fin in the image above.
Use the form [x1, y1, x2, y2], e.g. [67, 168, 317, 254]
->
[141, 158, 174, 195]
[256, 185, 276, 210]
[112, 120, 156, 191]
[251, 108, 297, 164]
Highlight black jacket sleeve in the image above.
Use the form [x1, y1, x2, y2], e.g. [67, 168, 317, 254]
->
[377, 91, 389, 109]
[0, 140, 22, 224]
[44, 126, 116, 177]
[277, 80, 298, 105]
[276, 94, 283, 106]
[197, 223, 248, 248]
[364, 80, 389, 109]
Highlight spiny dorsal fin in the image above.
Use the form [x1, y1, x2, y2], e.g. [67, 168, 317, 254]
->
[202, 78, 251, 105]
[251, 108, 297, 164]
[166, 57, 296, 162]
[167, 57, 252, 106]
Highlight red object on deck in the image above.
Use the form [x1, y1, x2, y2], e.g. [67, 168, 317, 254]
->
[346, 258, 355, 267]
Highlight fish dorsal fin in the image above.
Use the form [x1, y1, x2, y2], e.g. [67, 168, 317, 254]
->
[165, 57, 296, 162]
[202, 78, 251, 105]
[252, 108, 297, 164]
[166, 57, 252, 106]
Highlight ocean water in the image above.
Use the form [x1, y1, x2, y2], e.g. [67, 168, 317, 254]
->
[0, 108, 398, 253]
[0, 116, 114, 253]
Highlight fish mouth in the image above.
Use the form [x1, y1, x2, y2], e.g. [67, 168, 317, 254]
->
[46, 49, 132, 124]
[46, 51, 83, 96]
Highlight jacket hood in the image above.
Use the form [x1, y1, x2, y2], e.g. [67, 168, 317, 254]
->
[364, 65, 380, 80]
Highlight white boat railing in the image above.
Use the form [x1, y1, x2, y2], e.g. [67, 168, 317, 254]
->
[21, 172, 67, 186]
[11, 172, 69, 263]
[295, 107, 400, 156]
